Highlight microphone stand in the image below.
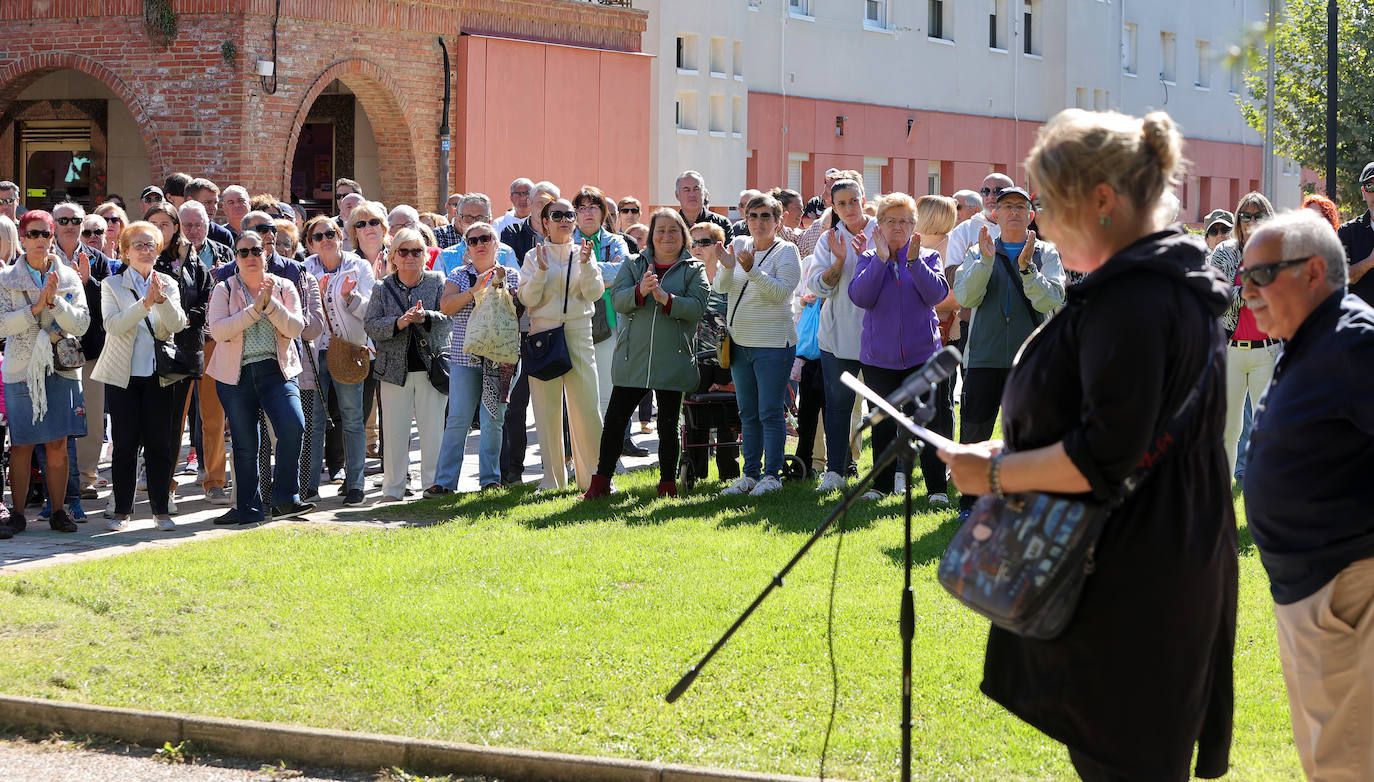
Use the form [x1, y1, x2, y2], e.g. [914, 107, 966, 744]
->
[666, 379, 938, 782]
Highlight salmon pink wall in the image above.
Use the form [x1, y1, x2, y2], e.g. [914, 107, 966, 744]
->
[456, 36, 651, 205]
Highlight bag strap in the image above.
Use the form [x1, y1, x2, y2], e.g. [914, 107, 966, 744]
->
[559, 247, 573, 316]
[996, 243, 1041, 326]
[384, 276, 443, 366]
[727, 243, 778, 330]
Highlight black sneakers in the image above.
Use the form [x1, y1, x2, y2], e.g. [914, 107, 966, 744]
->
[342, 488, 365, 507]
[270, 500, 316, 519]
[49, 508, 78, 533]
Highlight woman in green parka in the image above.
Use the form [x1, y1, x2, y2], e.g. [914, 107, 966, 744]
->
[583, 208, 709, 499]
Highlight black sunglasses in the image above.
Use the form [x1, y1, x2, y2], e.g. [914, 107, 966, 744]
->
[81, 229, 105, 237]
[393, 247, 425, 258]
[746, 211, 775, 221]
[23, 229, 52, 239]
[311, 229, 339, 242]
[55, 216, 83, 226]
[465, 234, 495, 247]
[1235, 210, 1268, 223]
[1206, 225, 1232, 237]
[980, 186, 1008, 197]
[249, 223, 277, 235]
[353, 218, 382, 230]
[235, 247, 264, 258]
[547, 210, 576, 222]
[1239, 257, 1311, 287]
[691, 238, 715, 248]
[619, 207, 640, 215]
[142, 193, 163, 203]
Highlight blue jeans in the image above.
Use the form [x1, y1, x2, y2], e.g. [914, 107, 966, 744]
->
[434, 364, 506, 489]
[1235, 395, 1253, 478]
[35, 437, 83, 514]
[308, 350, 366, 493]
[819, 350, 862, 475]
[729, 343, 796, 480]
[217, 360, 305, 521]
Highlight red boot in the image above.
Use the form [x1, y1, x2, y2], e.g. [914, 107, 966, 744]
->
[582, 474, 613, 500]
[657, 480, 678, 498]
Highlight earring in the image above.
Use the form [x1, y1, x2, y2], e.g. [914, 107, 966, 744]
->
[1099, 215, 1111, 227]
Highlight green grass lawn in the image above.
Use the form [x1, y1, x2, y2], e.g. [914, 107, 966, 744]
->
[0, 468, 1298, 781]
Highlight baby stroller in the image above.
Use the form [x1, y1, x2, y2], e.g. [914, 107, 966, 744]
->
[677, 310, 805, 493]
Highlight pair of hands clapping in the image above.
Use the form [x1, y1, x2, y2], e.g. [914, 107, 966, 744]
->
[980, 226, 1038, 271]
[396, 301, 426, 329]
[638, 269, 671, 305]
[718, 243, 756, 273]
[29, 270, 60, 316]
[533, 241, 595, 271]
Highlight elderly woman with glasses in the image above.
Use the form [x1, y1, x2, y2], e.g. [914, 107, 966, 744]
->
[303, 215, 374, 506]
[94, 202, 130, 262]
[92, 221, 188, 531]
[714, 194, 801, 497]
[79, 215, 108, 256]
[347, 201, 390, 280]
[0, 211, 90, 534]
[426, 221, 522, 496]
[519, 198, 606, 492]
[206, 230, 312, 524]
[364, 227, 450, 500]
[1206, 191, 1279, 475]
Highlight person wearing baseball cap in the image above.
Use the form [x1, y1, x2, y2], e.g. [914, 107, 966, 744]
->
[140, 186, 165, 207]
[1337, 161, 1374, 305]
[1203, 208, 1234, 251]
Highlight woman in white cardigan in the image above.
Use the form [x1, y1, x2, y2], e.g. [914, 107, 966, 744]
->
[518, 198, 605, 492]
[91, 221, 188, 530]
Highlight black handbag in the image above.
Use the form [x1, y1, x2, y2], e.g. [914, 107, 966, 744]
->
[937, 343, 1216, 640]
[144, 315, 201, 383]
[383, 278, 448, 395]
[521, 255, 574, 381]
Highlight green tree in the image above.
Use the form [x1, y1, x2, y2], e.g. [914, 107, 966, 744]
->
[1239, 0, 1374, 215]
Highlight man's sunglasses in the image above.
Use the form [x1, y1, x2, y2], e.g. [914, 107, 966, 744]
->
[23, 229, 52, 239]
[465, 234, 495, 247]
[54, 216, 83, 226]
[746, 211, 775, 221]
[546, 210, 576, 222]
[249, 223, 278, 235]
[354, 218, 382, 230]
[311, 229, 339, 242]
[1239, 257, 1310, 287]
[691, 238, 715, 248]
[980, 186, 1008, 197]
[1206, 225, 1231, 238]
[81, 229, 105, 238]
[235, 247, 264, 258]
[334, 192, 352, 201]
[1235, 210, 1268, 223]
[142, 193, 164, 203]
[393, 247, 425, 258]
[619, 207, 640, 215]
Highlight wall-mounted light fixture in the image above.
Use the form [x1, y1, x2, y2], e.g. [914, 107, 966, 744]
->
[835, 115, 847, 137]
[255, 59, 275, 77]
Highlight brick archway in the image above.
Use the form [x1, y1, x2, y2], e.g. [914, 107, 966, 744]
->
[0, 52, 165, 179]
[284, 59, 421, 208]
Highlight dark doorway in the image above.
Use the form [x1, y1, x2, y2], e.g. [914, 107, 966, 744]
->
[291, 122, 334, 218]
[20, 120, 94, 211]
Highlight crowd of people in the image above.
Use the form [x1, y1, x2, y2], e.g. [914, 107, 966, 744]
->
[2, 106, 1374, 779]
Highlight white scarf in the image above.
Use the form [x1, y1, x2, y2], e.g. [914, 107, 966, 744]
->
[25, 322, 54, 425]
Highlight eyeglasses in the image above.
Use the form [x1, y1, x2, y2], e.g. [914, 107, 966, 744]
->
[1239, 257, 1311, 287]
[575, 205, 602, 215]
[1206, 225, 1232, 238]
[619, 207, 640, 215]
[55, 216, 82, 226]
[881, 217, 916, 228]
[81, 229, 105, 238]
[458, 213, 486, 223]
[393, 247, 425, 258]
[510, 190, 531, 198]
[1235, 210, 1268, 223]
[746, 212, 775, 221]
[353, 218, 382, 230]
[980, 186, 1008, 197]
[0, 197, 16, 205]
[691, 238, 716, 248]
[547, 210, 576, 222]
[249, 224, 277, 235]
[235, 247, 264, 258]
[130, 241, 159, 252]
[23, 229, 52, 239]
[311, 229, 339, 242]
[334, 192, 352, 201]
[142, 193, 163, 203]
[465, 234, 495, 247]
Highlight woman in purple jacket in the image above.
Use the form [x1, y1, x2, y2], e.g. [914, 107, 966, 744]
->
[848, 193, 952, 501]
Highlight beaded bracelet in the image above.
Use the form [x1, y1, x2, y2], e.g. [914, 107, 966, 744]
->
[988, 452, 1007, 499]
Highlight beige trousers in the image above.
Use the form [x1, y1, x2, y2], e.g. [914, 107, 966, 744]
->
[378, 371, 447, 498]
[1274, 555, 1374, 782]
[529, 324, 602, 491]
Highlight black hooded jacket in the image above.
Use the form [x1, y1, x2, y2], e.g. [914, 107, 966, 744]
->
[979, 228, 1238, 779]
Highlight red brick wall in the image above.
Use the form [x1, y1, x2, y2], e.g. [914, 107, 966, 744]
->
[0, 0, 646, 211]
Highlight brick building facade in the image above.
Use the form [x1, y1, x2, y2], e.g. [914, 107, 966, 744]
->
[0, 0, 650, 215]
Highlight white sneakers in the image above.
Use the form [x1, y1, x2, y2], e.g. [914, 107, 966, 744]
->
[929, 492, 950, 506]
[105, 516, 128, 532]
[861, 490, 885, 501]
[749, 476, 783, 496]
[721, 476, 757, 496]
[154, 517, 176, 531]
[815, 471, 846, 493]
[893, 473, 907, 496]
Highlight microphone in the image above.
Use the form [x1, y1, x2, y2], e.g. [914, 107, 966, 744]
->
[862, 346, 962, 427]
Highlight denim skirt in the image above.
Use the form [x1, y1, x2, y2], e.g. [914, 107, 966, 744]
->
[4, 374, 86, 445]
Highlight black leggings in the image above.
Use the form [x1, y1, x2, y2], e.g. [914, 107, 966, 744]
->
[596, 386, 682, 482]
[860, 362, 953, 496]
[108, 376, 175, 515]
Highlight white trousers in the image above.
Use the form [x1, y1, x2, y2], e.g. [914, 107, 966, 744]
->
[378, 371, 447, 498]
[1223, 342, 1280, 475]
[529, 325, 602, 491]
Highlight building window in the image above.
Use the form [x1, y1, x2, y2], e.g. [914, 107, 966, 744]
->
[866, 0, 887, 27]
[1122, 23, 1137, 74]
[1195, 40, 1211, 88]
[709, 94, 727, 135]
[788, 152, 809, 193]
[732, 97, 743, 135]
[733, 40, 743, 78]
[676, 34, 698, 72]
[1093, 88, 1108, 110]
[789, 0, 811, 17]
[1229, 58, 1241, 95]
[929, 0, 947, 40]
[1075, 86, 1089, 108]
[1022, 0, 1038, 55]
[675, 91, 697, 131]
[1160, 32, 1177, 83]
[863, 158, 888, 197]
[989, 0, 1005, 48]
[927, 161, 942, 196]
[709, 37, 727, 76]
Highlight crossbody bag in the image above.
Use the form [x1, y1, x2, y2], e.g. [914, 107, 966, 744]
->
[383, 277, 448, 394]
[716, 243, 778, 370]
[520, 251, 575, 381]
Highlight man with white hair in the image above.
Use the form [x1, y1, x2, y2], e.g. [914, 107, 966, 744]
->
[179, 200, 233, 271]
[435, 193, 517, 276]
[947, 173, 1012, 272]
[499, 180, 560, 267]
[387, 204, 422, 235]
[1242, 210, 1374, 782]
[433, 192, 465, 249]
[951, 189, 982, 225]
[675, 170, 732, 234]
[221, 185, 252, 242]
[493, 178, 534, 237]
[730, 188, 763, 238]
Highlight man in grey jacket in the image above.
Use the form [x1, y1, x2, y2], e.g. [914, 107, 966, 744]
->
[951, 186, 1065, 513]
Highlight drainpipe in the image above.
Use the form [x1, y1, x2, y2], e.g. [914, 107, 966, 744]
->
[438, 37, 452, 211]
[1011, 4, 1019, 182]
